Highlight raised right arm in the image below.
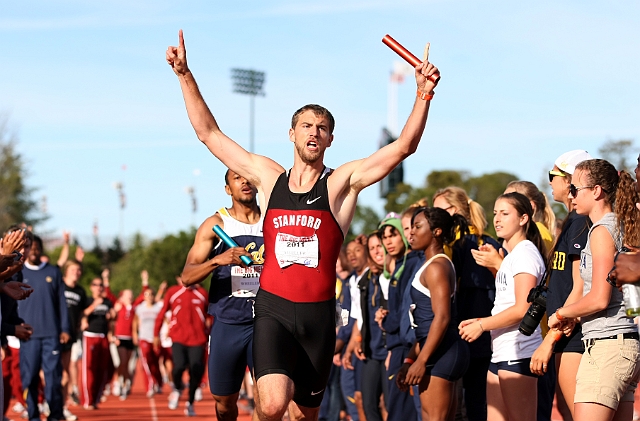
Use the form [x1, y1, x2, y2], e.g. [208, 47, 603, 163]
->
[167, 30, 284, 189]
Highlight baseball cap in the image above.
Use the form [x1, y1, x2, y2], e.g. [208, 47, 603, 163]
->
[555, 150, 593, 175]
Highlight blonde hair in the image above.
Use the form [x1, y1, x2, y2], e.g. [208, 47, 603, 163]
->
[505, 181, 556, 234]
[433, 187, 487, 235]
[400, 197, 429, 219]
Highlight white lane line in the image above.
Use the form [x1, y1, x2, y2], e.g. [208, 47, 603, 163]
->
[149, 395, 158, 421]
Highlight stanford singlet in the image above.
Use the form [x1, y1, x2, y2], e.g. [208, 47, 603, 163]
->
[261, 167, 343, 302]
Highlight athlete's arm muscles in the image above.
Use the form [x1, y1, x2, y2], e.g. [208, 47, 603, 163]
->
[167, 30, 284, 190]
[416, 261, 452, 364]
[328, 60, 438, 224]
[181, 214, 253, 286]
[181, 215, 222, 286]
[556, 227, 615, 318]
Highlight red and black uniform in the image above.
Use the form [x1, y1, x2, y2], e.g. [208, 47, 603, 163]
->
[82, 298, 113, 408]
[255, 167, 344, 407]
[154, 285, 208, 405]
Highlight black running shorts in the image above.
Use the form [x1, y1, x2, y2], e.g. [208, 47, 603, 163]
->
[253, 289, 336, 408]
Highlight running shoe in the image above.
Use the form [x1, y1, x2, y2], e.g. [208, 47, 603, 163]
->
[11, 402, 25, 413]
[112, 381, 121, 397]
[70, 391, 81, 406]
[146, 389, 155, 398]
[168, 391, 180, 410]
[184, 402, 196, 417]
[194, 387, 203, 402]
[63, 407, 78, 421]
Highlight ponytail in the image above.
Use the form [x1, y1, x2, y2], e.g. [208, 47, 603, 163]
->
[615, 170, 640, 247]
[433, 186, 488, 235]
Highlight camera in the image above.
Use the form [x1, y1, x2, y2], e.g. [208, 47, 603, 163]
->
[518, 285, 548, 336]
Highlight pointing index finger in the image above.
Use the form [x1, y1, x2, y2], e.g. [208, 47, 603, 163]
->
[179, 29, 184, 49]
[423, 43, 430, 62]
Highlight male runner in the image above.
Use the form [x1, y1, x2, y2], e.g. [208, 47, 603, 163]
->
[167, 30, 439, 421]
[181, 169, 263, 421]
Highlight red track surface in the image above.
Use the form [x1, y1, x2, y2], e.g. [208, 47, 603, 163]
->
[6, 358, 254, 421]
[5, 359, 639, 420]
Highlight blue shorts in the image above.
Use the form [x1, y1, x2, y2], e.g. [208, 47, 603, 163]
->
[489, 358, 536, 378]
[208, 320, 253, 396]
[419, 334, 470, 382]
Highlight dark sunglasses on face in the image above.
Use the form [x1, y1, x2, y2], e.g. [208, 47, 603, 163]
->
[569, 184, 595, 197]
[548, 170, 566, 183]
[91, 283, 104, 287]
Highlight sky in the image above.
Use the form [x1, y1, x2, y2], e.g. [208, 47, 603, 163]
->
[2, 0, 639, 247]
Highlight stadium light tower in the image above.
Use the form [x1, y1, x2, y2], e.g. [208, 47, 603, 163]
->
[231, 68, 266, 153]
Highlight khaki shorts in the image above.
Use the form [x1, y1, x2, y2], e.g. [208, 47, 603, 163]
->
[575, 335, 640, 410]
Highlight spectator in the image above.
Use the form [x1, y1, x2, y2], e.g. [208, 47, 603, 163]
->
[461, 193, 546, 421]
[18, 234, 70, 421]
[81, 277, 115, 410]
[154, 276, 208, 416]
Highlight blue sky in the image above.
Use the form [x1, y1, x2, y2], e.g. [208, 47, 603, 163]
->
[2, 1, 639, 247]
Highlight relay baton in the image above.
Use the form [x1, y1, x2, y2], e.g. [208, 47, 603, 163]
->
[213, 225, 253, 266]
[382, 34, 440, 84]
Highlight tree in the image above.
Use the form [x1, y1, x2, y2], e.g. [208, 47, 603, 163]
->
[598, 139, 637, 172]
[346, 204, 382, 243]
[0, 114, 43, 229]
[109, 230, 197, 295]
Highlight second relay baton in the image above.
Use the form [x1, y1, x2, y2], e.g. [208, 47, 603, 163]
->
[382, 34, 440, 84]
[213, 225, 253, 266]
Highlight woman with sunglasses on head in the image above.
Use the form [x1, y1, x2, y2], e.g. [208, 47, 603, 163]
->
[459, 192, 546, 421]
[433, 186, 501, 421]
[547, 159, 640, 421]
[396, 207, 470, 421]
[528, 150, 592, 419]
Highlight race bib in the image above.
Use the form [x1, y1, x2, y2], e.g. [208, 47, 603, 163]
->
[230, 265, 262, 297]
[274, 233, 319, 268]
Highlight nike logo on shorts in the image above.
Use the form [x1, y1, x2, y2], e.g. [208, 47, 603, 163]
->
[311, 388, 325, 396]
[306, 197, 321, 205]
[507, 360, 521, 365]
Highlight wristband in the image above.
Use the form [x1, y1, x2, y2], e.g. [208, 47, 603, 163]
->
[555, 310, 565, 322]
[417, 90, 434, 101]
[403, 358, 415, 365]
[552, 331, 563, 342]
[477, 318, 484, 332]
[357, 336, 362, 343]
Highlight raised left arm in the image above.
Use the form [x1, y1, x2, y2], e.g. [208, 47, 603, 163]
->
[340, 60, 439, 193]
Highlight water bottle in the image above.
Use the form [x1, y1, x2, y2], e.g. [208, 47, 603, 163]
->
[623, 284, 640, 317]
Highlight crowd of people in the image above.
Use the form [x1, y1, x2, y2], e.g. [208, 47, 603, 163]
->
[0, 30, 639, 421]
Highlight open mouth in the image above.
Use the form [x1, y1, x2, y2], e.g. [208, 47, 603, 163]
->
[306, 140, 318, 151]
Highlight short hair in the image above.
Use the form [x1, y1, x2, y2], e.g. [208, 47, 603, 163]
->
[32, 235, 43, 251]
[224, 169, 231, 185]
[62, 260, 82, 277]
[291, 104, 335, 134]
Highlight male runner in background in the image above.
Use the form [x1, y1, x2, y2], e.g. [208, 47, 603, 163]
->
[181, 169, 263, 421]
[167, 30, 439, 421]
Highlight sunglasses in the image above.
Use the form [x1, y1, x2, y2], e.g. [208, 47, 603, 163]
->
[548, 170, 566, 182]
[569, 184, 594, 197]
[91, 283, 104, 287]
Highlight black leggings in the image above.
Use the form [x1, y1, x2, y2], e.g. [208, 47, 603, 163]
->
[172, 343, 205, 404]
[361, 358, 388, 421]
